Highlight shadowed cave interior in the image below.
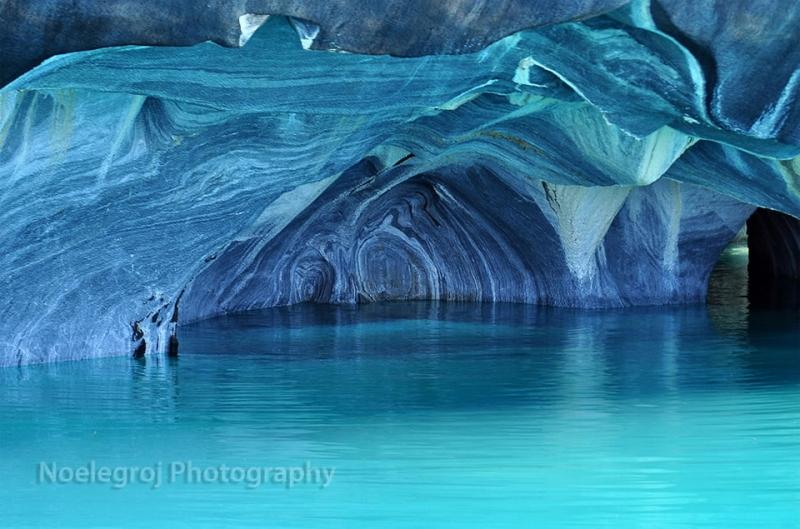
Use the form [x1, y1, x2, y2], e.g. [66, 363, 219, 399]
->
[746, 209, 800, 308]
[139, 178, 800, 358]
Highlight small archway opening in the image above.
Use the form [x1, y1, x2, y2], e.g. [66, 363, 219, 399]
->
[746, 208, 800, 308]
[708, 208, 800, 310]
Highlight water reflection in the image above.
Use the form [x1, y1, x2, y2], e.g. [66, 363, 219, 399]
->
[176, 304, 800, 412]
[1, 243, 799, 529]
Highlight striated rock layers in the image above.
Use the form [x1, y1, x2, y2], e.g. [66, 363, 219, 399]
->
[1, 2, 799, 364]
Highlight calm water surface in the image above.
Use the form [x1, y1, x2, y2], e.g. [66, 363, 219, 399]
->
[1, 245, 799, 528]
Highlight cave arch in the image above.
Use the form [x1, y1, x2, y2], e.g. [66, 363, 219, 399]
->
[170, 161, 754, 339]
[747, 208, 800, 307]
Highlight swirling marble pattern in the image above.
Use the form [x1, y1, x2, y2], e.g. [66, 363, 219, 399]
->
[179, 165, 752, 324]
[0, 6, 799, 364]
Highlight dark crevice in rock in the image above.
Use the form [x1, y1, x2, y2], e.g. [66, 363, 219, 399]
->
[167, 335, 180, 357]
[392, 153, 416, 167]
[131, 320, 146, 358]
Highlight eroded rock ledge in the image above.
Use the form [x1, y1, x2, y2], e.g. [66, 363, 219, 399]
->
[1, 2, 799, 364]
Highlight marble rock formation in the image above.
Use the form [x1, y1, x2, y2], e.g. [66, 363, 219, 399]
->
[0, 1, 799, 364]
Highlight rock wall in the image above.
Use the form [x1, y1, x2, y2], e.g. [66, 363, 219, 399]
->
[1, 5, 799, 364]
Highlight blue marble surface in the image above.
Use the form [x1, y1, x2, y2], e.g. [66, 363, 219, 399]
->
[1, 6, 799, 364]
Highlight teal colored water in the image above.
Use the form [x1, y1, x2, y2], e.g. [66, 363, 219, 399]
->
[2, 246, 800, 528]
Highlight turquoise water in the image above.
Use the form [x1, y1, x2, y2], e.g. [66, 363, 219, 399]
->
[2, 248, 800, 528]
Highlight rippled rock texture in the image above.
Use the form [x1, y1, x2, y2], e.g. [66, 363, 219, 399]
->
[1, 2, 799, 364]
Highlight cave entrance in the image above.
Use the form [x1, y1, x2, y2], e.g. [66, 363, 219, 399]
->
[708, 208, 800, 309]
[746, 208, 800, 308]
